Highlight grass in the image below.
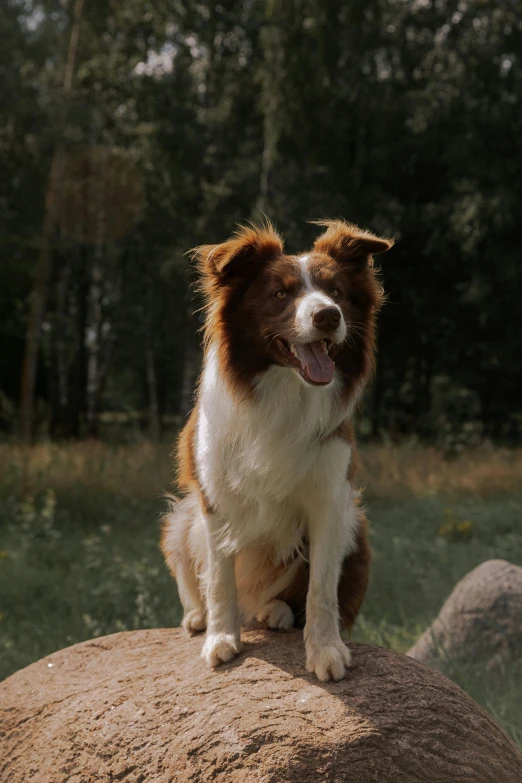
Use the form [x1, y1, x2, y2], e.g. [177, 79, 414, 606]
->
[0, 440, 521, 745]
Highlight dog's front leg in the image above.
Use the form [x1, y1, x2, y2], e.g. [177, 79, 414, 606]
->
[201, 516, 243, 668]
[304, 491, 354, 682]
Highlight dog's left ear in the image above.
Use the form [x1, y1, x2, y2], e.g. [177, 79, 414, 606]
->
[313, 220, 393, 266]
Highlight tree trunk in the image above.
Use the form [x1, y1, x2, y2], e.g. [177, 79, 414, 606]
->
[66, 246, 89, 438]
[257, 4, 284, 213]
[179, 311, 200, 418]
[18, 0, 85, 446]
[145, 343, 160, 441]
[85, 253, 103, 437]
[19, 156, 62, 445]
[48, 260, 70, 438]
[370, 358, 384, 439]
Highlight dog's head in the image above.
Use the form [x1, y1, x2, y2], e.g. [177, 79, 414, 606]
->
[193, 219, 393, 398]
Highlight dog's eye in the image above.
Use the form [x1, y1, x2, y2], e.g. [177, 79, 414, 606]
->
[330, 288, 340, 298]
[274, 290, 287, 300]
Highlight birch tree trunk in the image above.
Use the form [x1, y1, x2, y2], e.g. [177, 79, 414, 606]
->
[85, 255, 102, 437]
[257, 2, 285, 213]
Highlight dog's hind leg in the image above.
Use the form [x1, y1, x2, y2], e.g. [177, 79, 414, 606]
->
[338, 509, 372, 633]
[248, 553, 302, 630]
[161, 495, 207, 635]
[176, 552, 207, 635]
[256, 599, 294, 630]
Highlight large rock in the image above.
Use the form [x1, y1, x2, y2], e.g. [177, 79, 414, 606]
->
[408, 559, 522, 670]
[1, 628, 521, 783]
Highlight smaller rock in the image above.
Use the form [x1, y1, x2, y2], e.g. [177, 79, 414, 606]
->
[407, 559, 522, 670]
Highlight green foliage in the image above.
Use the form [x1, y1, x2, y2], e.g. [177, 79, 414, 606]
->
[357, 495, 522, 649]
[0, 489, 180, 677]
[1, 0, 521, 440]
[437, 507, 473, 542]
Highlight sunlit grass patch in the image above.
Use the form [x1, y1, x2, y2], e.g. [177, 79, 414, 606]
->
[0, 440, 175, 499]
[359, 440, 522, 501]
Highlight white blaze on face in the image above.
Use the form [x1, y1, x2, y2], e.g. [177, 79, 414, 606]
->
[294, 255, 346, 344]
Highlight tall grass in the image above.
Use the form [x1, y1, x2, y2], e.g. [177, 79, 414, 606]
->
[0, 440, 174, 499]
[359, 440, 522, 501]
[2, 439, 521, 500]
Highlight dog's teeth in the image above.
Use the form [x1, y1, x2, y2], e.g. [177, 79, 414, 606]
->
[290, 344, 298, 357]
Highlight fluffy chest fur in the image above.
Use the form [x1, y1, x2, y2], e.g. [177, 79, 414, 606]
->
[195, 346, 354, 556]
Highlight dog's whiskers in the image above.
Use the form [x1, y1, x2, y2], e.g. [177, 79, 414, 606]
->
[264, 327, 298, 350]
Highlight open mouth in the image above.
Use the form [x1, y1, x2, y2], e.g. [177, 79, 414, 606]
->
[277, 338, 337, 385]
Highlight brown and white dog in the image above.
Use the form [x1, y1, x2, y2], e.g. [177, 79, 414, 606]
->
[161, 219, 393, 681]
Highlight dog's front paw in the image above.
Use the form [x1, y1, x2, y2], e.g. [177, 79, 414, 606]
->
[202, 632, 243, 668]
[182, 608, 207, 636]
[305, 638, 352, 682]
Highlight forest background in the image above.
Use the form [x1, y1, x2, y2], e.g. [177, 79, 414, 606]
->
[2, 0, 522, 445]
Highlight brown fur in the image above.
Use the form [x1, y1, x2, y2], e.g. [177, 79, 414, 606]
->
[175, 404, 214, 513]
[176, 406, 198, 495]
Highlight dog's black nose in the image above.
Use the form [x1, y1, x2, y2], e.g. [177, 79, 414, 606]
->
[312, 306, 341, 332]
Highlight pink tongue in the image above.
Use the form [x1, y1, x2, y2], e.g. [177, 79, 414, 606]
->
[294, 340, 335, 384]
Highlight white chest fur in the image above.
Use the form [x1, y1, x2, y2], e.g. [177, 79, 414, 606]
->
[195, 346, 355, 557]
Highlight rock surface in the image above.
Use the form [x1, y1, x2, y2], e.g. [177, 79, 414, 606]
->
[408, 559, 522, 670]
[1, 628, 521, 783]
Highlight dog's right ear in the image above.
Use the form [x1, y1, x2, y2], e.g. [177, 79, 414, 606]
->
[312, 219, 393, 267]
[192, 222, 284, 278]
